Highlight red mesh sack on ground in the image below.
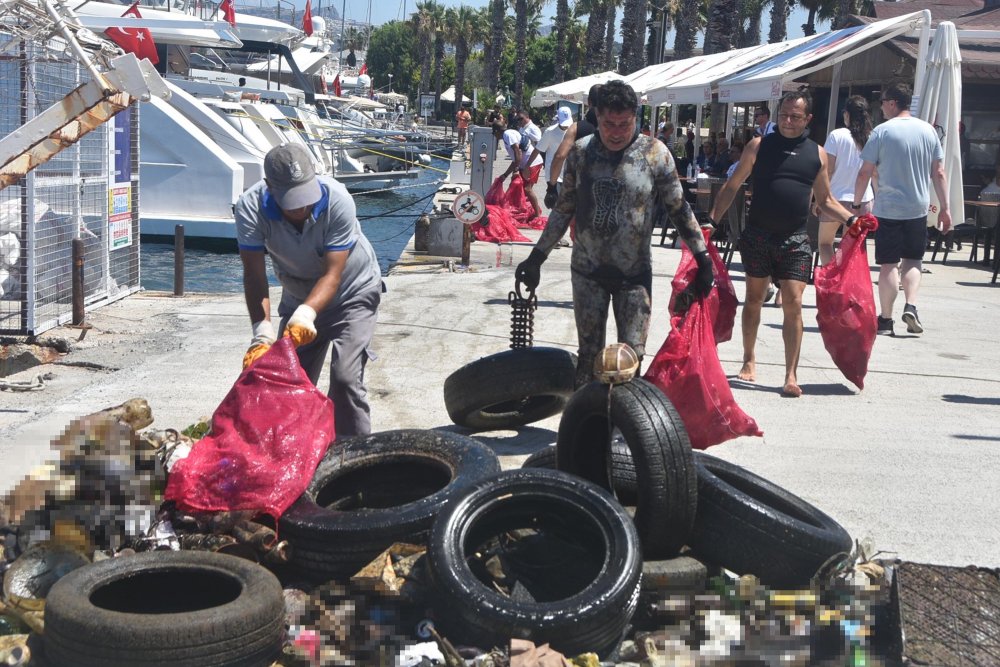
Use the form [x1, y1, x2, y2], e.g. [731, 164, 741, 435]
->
[645, 301, 763, 450]
[485, 177, 506, 206]
[504, 175, 547, 229]
[668, 231, 738, 343]
[472, 205, 531, 243]
[165, 337, 335, 519]
[814, 216, 879, 390]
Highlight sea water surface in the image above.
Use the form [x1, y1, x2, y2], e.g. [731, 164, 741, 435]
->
[140, 158, 447, 293]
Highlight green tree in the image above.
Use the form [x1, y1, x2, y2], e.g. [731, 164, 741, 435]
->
[673, 0, 700, 60]
[444, 5, 484, 118]
[768, 0, 790, 42]
[524, 32, 556, 88]
[619, 0, 646, 73]
[366, 21, 418, 100]
[411, 1, 441, 94]
[554, 0, 570, 82]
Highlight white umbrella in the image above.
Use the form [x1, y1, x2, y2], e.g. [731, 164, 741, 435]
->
[916, 21, 963, 227]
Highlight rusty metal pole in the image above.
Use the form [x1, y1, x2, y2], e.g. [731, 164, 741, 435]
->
[461, 223, 471, 266]
[174, 224, 184, 296]
[71, 238, 85, 324]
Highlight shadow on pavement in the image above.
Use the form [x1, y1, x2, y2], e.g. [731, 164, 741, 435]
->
[943, 394, 1000, 406]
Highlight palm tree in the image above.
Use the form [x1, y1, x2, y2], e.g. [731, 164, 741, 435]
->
[736, 0, 771, 47]
[799, 0, 822, 35]
[604, 0, 621, 71]
[832, 0, 857, 29]
[554, 0, 570, 82]
[673, 0, 701, 59]
[430, 1, 447, 116]
[565, 16, 588, 79]
[704, 0, 738, 54]
[485, 0, 507, 94]
[768, 0, 790, 43]
[580, 0, 608, 74]
[619, 0, 647, 74]
[444, 6, 482, 120]
[411, 1, 437, 94]
[512, 0, 529, 107]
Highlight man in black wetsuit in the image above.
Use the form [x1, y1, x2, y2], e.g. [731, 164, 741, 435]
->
[711, 90, 857, 397]
[516, 80, 714, 387]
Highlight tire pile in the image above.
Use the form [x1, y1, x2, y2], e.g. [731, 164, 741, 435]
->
[11, 349, 859, 665]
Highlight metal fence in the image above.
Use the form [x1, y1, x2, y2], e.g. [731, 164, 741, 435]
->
[0, 36, 141, 336]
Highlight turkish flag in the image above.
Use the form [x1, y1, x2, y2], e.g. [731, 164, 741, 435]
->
[333, 74, 342, 98]
[359, 63, 367, 76]
[302, 0, 313, 36]
[104, 3, 158, 65]
[220, 0, 236, 26]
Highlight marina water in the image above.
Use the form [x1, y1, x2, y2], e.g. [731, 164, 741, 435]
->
[139, 158, 448, 292]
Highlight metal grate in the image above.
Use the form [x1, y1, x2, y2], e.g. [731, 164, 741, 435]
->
[0, 33, 140, 335]
[894, 562, 1000, 666]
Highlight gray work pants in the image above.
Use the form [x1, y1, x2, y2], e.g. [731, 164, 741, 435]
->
[279, 285, 380, 437]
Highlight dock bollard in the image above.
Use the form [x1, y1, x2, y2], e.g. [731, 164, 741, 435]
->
[174, 224, 185, 297]
[71, 238, 85, 325]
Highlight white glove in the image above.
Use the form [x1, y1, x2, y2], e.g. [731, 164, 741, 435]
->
[285, 304, 317, 346]
[250, 320, 276, 347]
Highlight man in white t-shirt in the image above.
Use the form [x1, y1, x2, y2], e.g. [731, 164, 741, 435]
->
[499, 110, 545, 218]
[854, 82, 950, 337]
[529, 106, 573, 209]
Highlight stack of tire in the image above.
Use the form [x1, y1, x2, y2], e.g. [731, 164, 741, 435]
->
[527, 378, 855, 589]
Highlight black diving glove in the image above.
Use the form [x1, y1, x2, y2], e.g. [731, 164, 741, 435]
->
[515, 248, 546, 292]
[544, 183, 558, 209]
[693, 250, 715, 297]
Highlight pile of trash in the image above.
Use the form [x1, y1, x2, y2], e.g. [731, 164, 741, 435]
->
[0, 394, 898, 667]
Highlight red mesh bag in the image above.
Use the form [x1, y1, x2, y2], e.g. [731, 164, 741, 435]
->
[814, 215, 879, 390]
[472, 205, 531, 243]
[165, 337, 334, 519]
[485, 176, 506, 206]
[504, 175, 547, 229]
[644, 301, 763, 450]
[668, 231, 738, 343]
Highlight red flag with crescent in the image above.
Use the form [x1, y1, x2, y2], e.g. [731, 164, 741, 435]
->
[104, 3, 159, 65]
[220, 0, 236, 26]
[302, 0, 313, 36]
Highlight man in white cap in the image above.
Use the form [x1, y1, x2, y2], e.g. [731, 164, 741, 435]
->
[235, 143, 383, 436]
[530, 106, 574, 211]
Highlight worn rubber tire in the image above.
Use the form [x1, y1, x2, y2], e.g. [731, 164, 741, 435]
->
[557, 379, 696, 558]
[44, 551, 283, 667]
[427, 469, 641, 657]
[444, 347, 577, 430]
[689, 453, 853, 588]
[521, 440, 638, 505]
[641, 555, 708, 593]
[279, 429, 500, 580]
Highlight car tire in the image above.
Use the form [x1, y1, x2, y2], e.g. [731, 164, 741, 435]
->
[521, 440, 638, 505]
[557, 379, 696, 558]
[427, 469, 641, 658]
[444, 348, 577, 430]
[689, 453, 853, 588]
[44, 551, 284, 667]
[279, 429, 501, 580]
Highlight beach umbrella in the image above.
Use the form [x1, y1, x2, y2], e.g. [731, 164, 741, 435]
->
[916, 21, 963, 226]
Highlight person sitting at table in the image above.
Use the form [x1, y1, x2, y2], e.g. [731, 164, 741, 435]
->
[725, 143, 744, 181]
[711, 138, 733, 177]
[697, 142, 717, 173]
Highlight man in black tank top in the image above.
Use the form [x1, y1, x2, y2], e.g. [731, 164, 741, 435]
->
[711, 91, 856, 397]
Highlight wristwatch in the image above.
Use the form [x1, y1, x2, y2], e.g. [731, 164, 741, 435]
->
[850, 203, 862, 209]
[846, 215, 858, 227]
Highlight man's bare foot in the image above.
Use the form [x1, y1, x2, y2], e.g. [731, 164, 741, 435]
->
[782, 380, 802, 397]
[737, 361, 756, 382]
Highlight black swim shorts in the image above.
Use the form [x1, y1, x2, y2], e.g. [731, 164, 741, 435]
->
[874, 216, 928, 264]
[738, 226, 813, 283]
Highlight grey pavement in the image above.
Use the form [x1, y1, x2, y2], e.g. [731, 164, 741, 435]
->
[2, 156, 998, 569]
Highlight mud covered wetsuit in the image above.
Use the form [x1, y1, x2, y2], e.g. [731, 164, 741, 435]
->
[740, 132, 822, 283]
[535, 133, 707, 385]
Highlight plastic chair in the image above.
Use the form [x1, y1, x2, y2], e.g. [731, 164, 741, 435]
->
[932, 192, 1000, 264]
[710, 181, 748, 267]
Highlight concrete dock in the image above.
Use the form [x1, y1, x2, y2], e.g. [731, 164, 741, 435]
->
[2, 161, 999, 570]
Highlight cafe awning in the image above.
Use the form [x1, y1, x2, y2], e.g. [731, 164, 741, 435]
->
[643, 37, 818, 106]
[529, 71, 620, 107]
[716, 11, 930, 102]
